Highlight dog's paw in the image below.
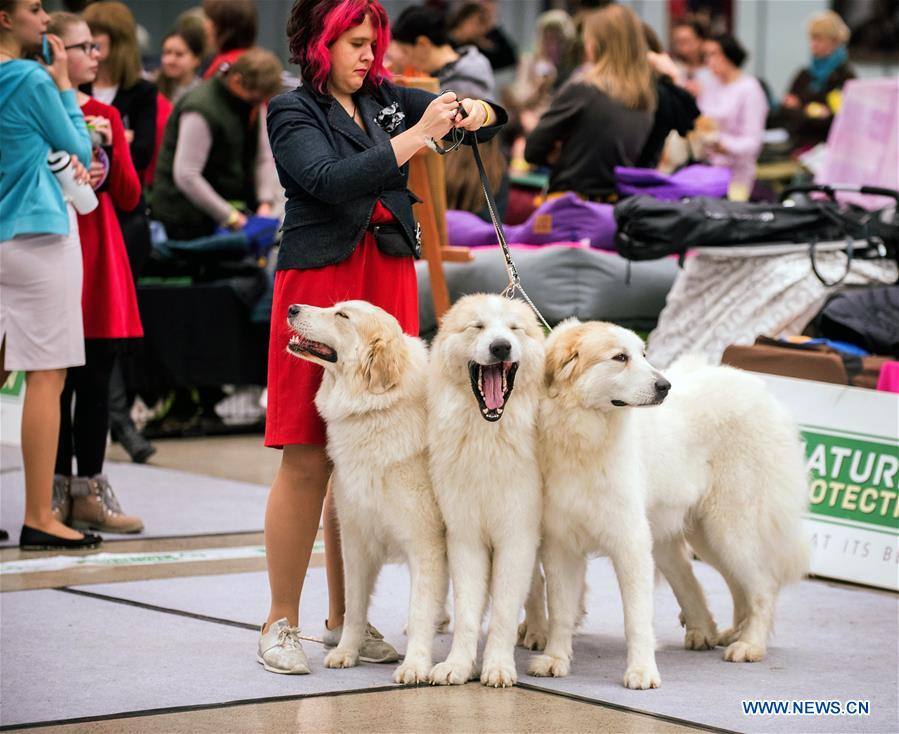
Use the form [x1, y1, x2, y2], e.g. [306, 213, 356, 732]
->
[716, 625, 744, 647]
[394, 657, 431, 685]
[323, 648, 359, 669]
[517, 620, 547, 651]
[527, 653, 570, 678]
[724, 641, 765, 663]
[623, 663, 661, 690]
[684, 625, 718, 651]
[428, 660, 472, 686]
[480, 658, 517, 688]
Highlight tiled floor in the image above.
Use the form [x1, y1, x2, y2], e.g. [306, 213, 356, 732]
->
[1, 437, 705, 733]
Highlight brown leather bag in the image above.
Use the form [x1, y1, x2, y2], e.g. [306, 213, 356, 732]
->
[721, 336, 888, 389]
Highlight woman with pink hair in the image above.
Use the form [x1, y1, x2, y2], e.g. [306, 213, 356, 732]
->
[257, 0, 506, 675]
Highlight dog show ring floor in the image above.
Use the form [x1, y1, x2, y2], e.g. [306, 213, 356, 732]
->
[1, 436, 896, 733]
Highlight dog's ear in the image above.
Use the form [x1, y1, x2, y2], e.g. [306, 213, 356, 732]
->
[545, 344, 579, 396]
[362, 332, 403, 394]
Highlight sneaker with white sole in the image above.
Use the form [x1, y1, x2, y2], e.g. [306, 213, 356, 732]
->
[257, 618, 310, 674]
[322, 620, 399, 663]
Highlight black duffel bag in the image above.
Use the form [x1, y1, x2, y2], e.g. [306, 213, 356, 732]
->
[613, 196, 845, 261]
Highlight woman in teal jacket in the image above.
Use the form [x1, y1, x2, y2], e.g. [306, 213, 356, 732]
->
[0, 0, 101, 550]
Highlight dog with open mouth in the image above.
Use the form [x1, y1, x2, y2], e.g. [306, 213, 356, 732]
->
[286, 300, 448, 685]
[426, 294, 546, 688]
[527, 320, 809, 689]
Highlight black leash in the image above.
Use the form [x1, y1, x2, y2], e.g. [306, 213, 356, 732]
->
[432, 97, 551, 330]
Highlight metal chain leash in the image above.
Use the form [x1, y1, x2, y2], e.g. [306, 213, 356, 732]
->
[432, 96, 551, 330]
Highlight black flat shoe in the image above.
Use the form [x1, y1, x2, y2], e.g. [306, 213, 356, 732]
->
[0, 529, 8, 542]
[19, 525, 103, 551]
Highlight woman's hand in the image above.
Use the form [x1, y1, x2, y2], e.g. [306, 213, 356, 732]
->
[413, 91, 462, 140]
[647, 51, 680, 81]
[85, 115, 113, 146]
[454, 98, 489, 131]
[40, 34, 72, 91]
[256, 202, 273, 217]
[88, 159, 106, 189]
[70, 154, 91, 185]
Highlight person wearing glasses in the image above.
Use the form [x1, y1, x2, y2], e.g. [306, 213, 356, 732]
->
[0, 0, 99, 549]
[44, 12, 145, 536]
[256, 0, 506, 675]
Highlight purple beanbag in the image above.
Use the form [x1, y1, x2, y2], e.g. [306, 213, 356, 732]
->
[446, 192, 617, 250]
[615, 164, 731, 200]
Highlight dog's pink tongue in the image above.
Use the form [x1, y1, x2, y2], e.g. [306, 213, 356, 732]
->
[484, 365, 504, 410]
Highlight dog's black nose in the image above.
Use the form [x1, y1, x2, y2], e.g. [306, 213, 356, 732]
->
[489, 339, 512, 361]
[288, 304, 301, 318]
[655, 378, 671, 395]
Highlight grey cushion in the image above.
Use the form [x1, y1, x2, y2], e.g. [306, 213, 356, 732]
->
[416, 245, 679, 338]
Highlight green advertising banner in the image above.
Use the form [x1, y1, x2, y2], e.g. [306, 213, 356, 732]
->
[803, 429, 899, 534]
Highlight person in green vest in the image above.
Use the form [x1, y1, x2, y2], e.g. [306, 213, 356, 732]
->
[150, 47, 282, 241]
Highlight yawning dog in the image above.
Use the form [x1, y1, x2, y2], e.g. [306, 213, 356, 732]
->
[286, 300, 447, 685]
[426, 294, 546, 687]
[530, 320, 809, 689]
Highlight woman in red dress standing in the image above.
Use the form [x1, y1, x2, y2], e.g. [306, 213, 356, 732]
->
[257, 0, 505, 675]
[48, 13, 143, 534]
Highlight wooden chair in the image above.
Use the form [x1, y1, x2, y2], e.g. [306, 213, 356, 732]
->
[395, 75, 473, 321]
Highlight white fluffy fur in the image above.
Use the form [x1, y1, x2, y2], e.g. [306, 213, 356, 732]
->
[426, 294, 546, 688]
[530, 320, 809, 689]
[287, 300, 447, 685]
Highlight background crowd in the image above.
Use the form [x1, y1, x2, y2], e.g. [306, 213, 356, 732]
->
[0, 0, 874, 550]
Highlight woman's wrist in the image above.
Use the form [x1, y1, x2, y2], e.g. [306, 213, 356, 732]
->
[477, 99, 494, 127]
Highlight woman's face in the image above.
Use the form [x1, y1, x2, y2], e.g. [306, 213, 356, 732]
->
[62, 20, 99, 86]
[1, 0, 49, 51]
[810, 33, 839, 59]
[327, 14, 375, 96]
[672, 26, 702, 65]
[161, 34, 199, 82]
[703, 40, 732, 79]
[92, 31, 111, 63]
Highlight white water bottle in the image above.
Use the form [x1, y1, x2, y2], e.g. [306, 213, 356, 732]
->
[47, 150, 98, 215]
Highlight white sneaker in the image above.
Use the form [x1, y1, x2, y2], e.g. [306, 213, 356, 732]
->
[322, 621, 399, 663]
[257, 618, 310, 674]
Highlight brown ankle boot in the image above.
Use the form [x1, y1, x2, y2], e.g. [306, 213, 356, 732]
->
[52, 475, 71, 524]
[69, 475, 144, 533]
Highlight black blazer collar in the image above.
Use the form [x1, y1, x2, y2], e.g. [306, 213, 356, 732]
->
[305, 82, 391, 149]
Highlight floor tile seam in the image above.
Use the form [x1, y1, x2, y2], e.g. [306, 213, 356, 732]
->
[53, 587, 325, 645]
[0, 685, 409, 732]
[516, 681, 742, 734]
[0, 561, 270, 593]
[0, 529, 266, 551]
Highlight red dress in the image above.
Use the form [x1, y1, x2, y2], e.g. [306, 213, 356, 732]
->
[265, 202, 419, 448]
[77, 98, 143, 339]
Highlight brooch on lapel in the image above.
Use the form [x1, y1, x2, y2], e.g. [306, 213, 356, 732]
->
[374, 102, 405, 133]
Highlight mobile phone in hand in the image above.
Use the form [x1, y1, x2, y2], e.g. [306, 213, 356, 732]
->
[41, 34, 53, 64]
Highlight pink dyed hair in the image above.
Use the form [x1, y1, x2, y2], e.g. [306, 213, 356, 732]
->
[287, 0, 391, 94]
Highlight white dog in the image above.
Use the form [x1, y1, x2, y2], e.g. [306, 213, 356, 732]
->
[427, 294, 545, 688]
[530, 320, 809, 689]
[286, 300, 447, 685]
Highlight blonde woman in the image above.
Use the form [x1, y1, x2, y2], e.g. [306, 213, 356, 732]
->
[524, 4, 655, 202]
[780, 10, 855, 150]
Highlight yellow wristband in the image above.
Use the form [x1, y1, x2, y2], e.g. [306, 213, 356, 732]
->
[226, 209, 240, 227]
[477, 99, 493, 126]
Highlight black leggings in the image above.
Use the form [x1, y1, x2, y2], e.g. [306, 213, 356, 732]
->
[56, 340, 117, 478]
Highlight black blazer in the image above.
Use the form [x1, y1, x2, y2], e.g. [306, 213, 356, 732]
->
[267, 81, 506, 271]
